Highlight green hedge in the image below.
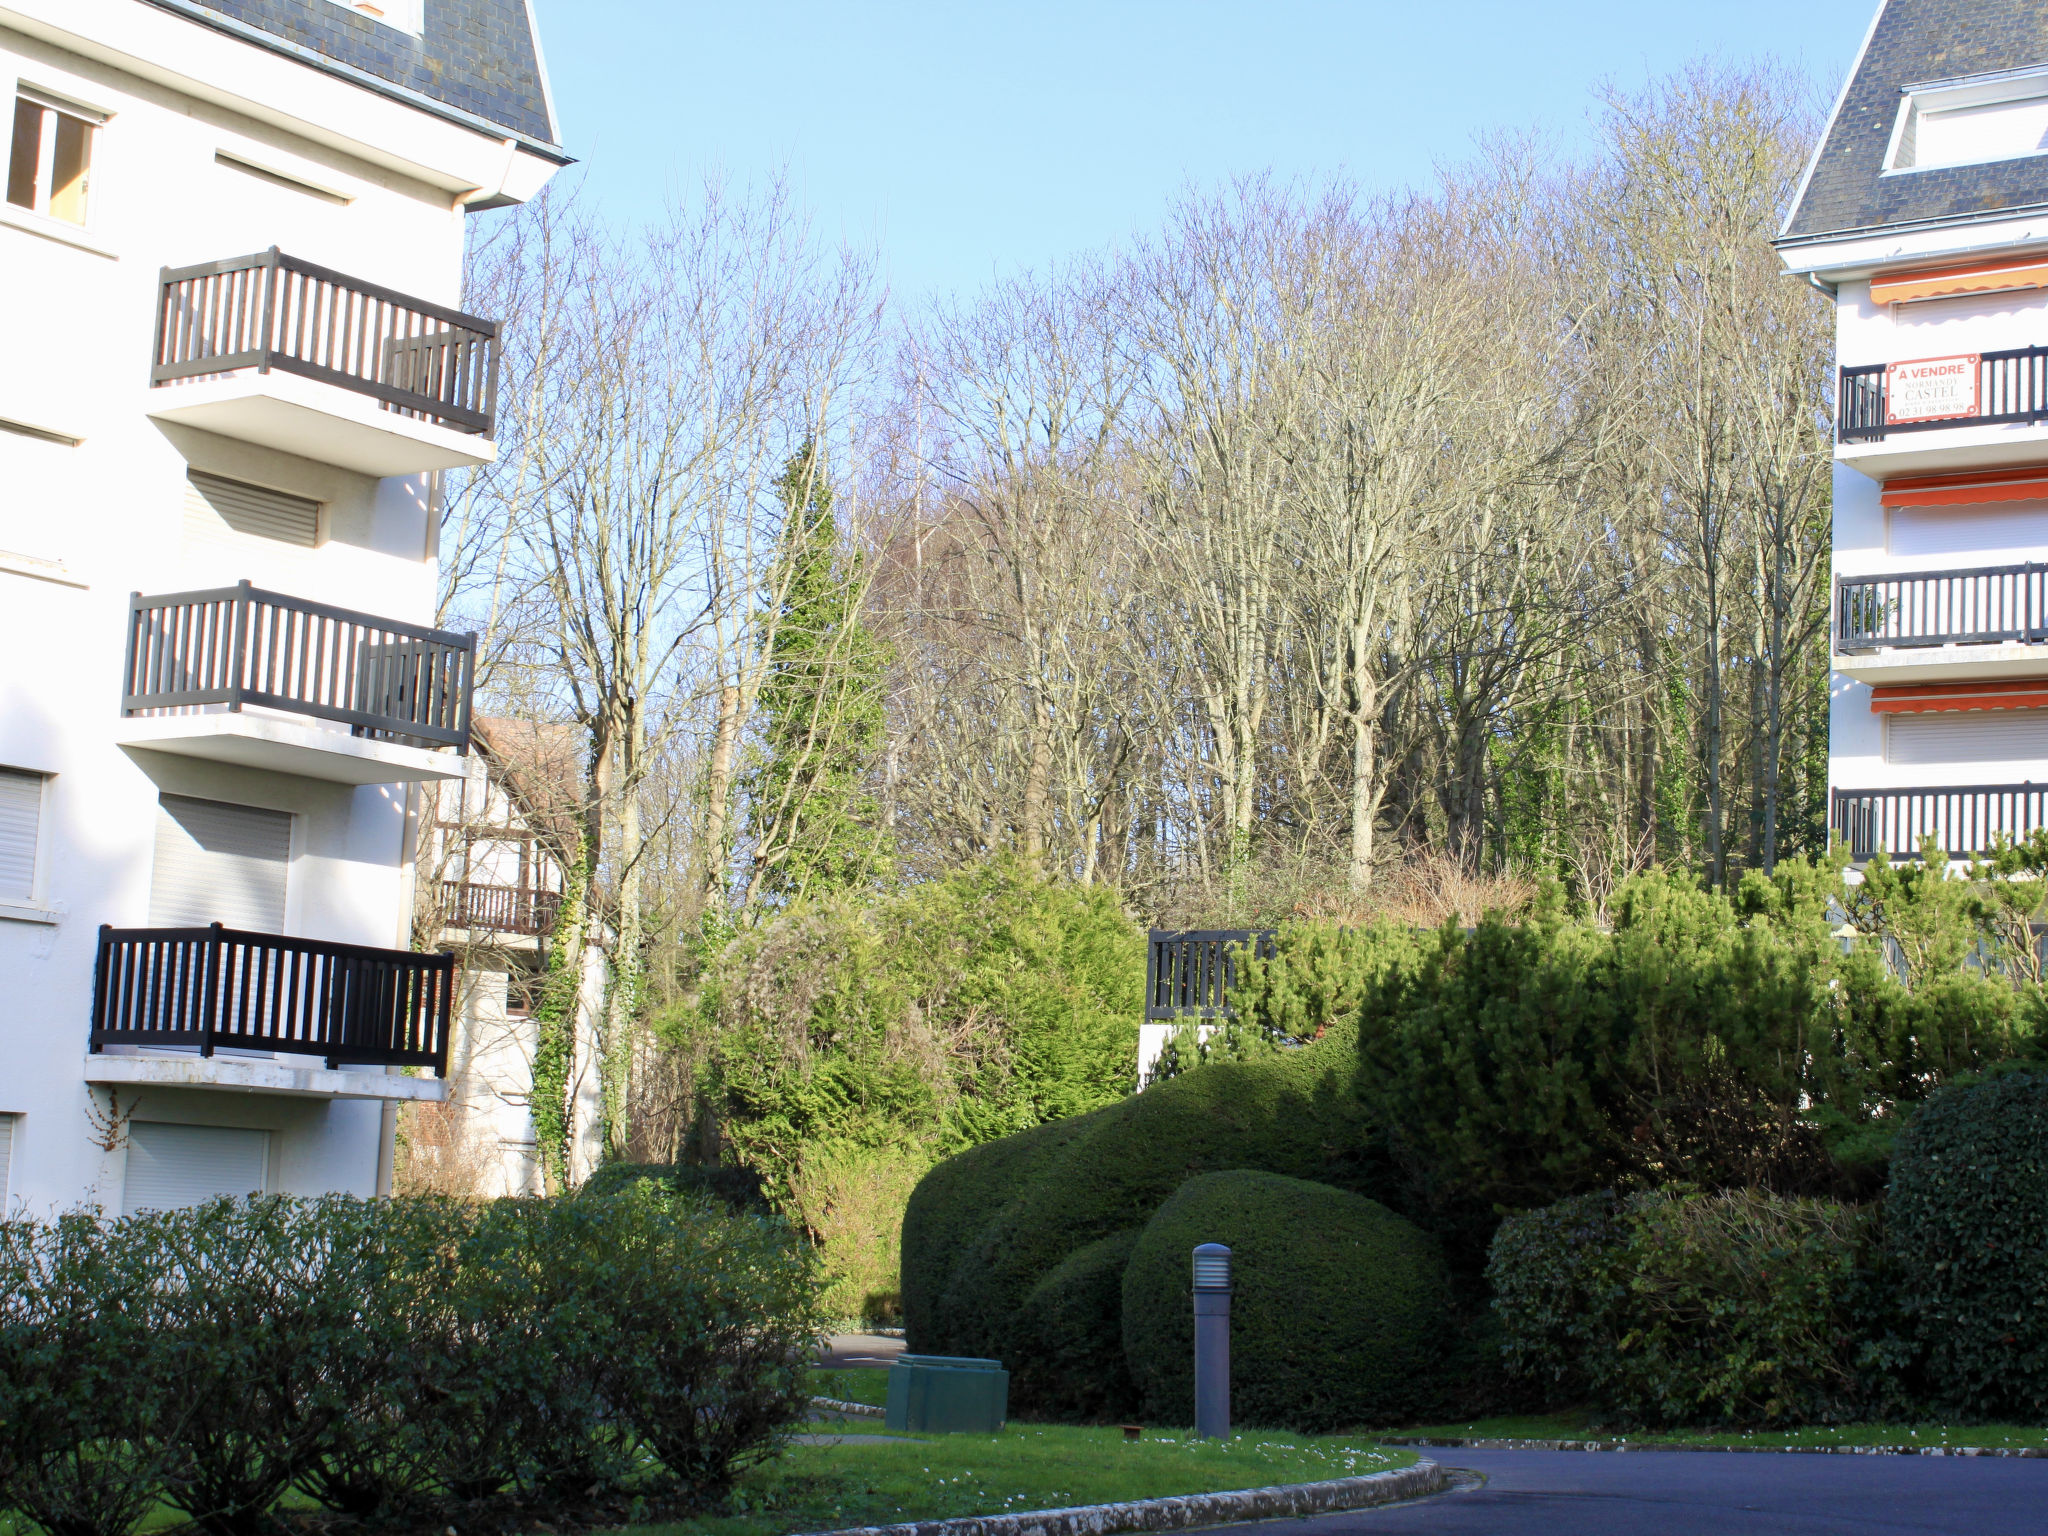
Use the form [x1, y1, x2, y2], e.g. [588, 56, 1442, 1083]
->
[1489, 1189, 1868, 1427]
[1888, 1072, 2048, 1419]
[0, 1189, 822, 1535]
[1121, 1171, 1448, 1431]
[1011, 1229, 1145, 1422]
[903, 1032, 1388, 1418]
[579, 1161, 771, 1213]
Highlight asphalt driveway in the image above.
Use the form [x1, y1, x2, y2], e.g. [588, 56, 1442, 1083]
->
[1222, 1448, 2048, 1536]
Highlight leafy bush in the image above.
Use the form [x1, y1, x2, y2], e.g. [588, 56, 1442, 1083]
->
[580, 1161, 771, 1213]
[903, 1030, 1388, 1406]
[1121, 1171, 1449, 1431]
[0, 1189, 823, 1535]
[1490, 1189, 1869, 1427]
[1010, 1229, 1144, 1422]
[1888, 1071, 2048, 1420]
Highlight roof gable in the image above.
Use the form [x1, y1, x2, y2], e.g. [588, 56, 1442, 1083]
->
[1783, 0, 2048, 243]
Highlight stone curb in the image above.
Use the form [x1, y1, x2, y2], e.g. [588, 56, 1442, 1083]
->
[787, 1458, 1443, 1536]
[1384, 1434, 2048, 1459]
[812, 1396, 889, 1420]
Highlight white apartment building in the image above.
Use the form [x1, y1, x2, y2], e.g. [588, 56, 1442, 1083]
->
[1783, 0, 2048, 866]
[0, 0, 565, 1214]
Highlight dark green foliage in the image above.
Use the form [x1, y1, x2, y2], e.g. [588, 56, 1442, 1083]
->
[1010, 1230, 1145, 1423]
[0, 1189, 823, 1535]
[1489, 1190, 1868, 1427]
[579, 1161, 771, 1214]
[1121, 1172, 1449, 1431]
[744, 439, 891, 903]
[1887, 1072, 2048, 1420]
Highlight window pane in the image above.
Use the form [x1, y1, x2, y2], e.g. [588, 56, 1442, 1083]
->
[6, 99, 40, 211]
[49, 112, 88, 224]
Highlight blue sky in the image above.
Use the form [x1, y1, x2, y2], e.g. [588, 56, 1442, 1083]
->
[528, 1, 1879, 306]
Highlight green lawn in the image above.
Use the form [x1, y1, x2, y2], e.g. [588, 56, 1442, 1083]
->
[808, 1367, 890, 1409]
[1388, 1414, 2048, 1452]
[631, 1422, 1416, 1536]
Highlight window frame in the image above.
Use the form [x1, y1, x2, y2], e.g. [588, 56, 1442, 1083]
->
[0, 765, 55, 923]
[6, 84, 107, 229]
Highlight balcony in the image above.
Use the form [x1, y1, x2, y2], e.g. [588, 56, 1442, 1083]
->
[146, 248, 500, 477]
[439, 880, 562, 938]
[1831, 784, 2048, 861]
[1836, 349, 2048, 477]
[1834, 563, 2048, 684]
[88, 923, 454, 1094]
[117, 582, 474, 784]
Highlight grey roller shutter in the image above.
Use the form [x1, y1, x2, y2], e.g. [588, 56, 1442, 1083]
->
[186, 472, 319, 548]
[1889, 500, 2048, 557]
[0, 769, 41, 900]
[150, 796, 291, 931]
[122, 1123, 269, 1214]
[1887, 709, 2048, 765]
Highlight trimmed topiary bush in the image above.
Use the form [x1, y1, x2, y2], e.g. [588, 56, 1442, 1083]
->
[1888, 1071, 2048, 1420]
[1489, 1189, 1869, 1427]
[1121, 1171, 1449, 1432]
[1009, 1230, 1144, 1422]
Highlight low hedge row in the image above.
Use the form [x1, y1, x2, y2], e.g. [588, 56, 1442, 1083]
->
[0, 1186, 823, 1536]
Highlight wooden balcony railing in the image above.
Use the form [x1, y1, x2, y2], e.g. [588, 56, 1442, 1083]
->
[1838, 345, 2048, 442]
[1831, 784, 2048, 861]
[123, 582, 474, 751]
[1836, 563, 2048, 649]
[152, 248, 499, 435]
[90, 924, 454, 1073]
[438, 881, 563, 937]
[1146, 929, 1277, 1020]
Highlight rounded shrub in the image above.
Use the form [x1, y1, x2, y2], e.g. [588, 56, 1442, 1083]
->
[906, 1033, 1387, 1397]
[1889, 1071, 2048, 1419]
[1009, 1229, 1144, 1421]
[1121, 1170, 1449, 1432]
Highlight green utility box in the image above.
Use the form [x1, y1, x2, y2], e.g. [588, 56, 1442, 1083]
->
[884, 1353, 1009, 1433]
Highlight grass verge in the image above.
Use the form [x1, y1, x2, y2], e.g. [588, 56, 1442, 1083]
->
[630, 1423, 1415, 1536]
[1389, 1414, 2048, 1452]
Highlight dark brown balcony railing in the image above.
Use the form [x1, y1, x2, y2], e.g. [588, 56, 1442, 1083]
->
[439, 881, 563, 937]
[152, 248, 499, 435]
[124, 582, 474, 752]
[1836, 563, 2048, 649]
[1838, 346, 2048, 442]
[1831, 784, 2048, 861]
[1146, 929, 1277, 1020]
[90, 924, 454, 1073]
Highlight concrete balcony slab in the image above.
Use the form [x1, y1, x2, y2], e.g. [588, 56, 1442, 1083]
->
[85, 1053, 447, 1103]
[118, 712, 463, 784]
[146, 372, 496, 477]
[1837, 421, 2048, 479]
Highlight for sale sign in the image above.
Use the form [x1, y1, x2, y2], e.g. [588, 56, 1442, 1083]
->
[1887, 354, 1980, 423]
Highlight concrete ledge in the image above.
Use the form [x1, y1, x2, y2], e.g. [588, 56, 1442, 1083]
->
[119, 713, 464, 784]
[812, 1396, 887, 1419]
[792, 1458, 1443, 1536]
[1385, 1434, 2048, 1458]
[85, 1053, 447, 1102]
[146, 372, 496, 477]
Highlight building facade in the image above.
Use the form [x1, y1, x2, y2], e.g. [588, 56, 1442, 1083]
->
[0, 0, 564, 1214]
[1783, 0, 2048, 865]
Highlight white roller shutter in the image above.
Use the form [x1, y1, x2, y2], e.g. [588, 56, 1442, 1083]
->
[1889, 500, 2048, 558]
[0, 769, 42, 901]
[1887, 709, 2048, 765]
[122, 1123, 269, 1214]
[150, 796, 291, 932]
[186, 472, 319, 547]
[0, 1115, 13, 1206]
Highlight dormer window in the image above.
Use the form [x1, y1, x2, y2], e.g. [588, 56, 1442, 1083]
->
[327, 0, 424, 36]
[1888, 65, 2048, 174]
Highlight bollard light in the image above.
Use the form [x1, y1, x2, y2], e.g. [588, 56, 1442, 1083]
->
[1192, 1242, 1231, 1439]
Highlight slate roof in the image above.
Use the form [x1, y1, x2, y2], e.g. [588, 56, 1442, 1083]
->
[1782, 0, 2048, 244]
[472, 717, 585, 867]
[142, 0, 565, 156]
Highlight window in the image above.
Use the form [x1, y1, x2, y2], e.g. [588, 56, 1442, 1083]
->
[1886, 709, 2048, 766]
[1889, 67, 2048, 174]
[122, 1123, 270, 1214]
[187, 472, 321, 549]
[0, 1114, 14, 1208]
[6, 89, 100, 226]
[150, 796, 291, 932]
[0, 768, 46, 903]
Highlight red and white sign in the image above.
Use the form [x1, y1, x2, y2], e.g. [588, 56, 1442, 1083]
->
[1887, 354, 1980, 423]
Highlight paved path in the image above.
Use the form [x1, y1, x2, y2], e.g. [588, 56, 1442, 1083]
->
[1218, 1448, 2048, 1536]
[822, 1331, 906, 1369]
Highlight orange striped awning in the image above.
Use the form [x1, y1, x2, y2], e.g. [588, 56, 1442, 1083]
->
[1871, 256, 2048, 306]
[1872, 679, 2048, 714]
[1880, 464, 2048, 507]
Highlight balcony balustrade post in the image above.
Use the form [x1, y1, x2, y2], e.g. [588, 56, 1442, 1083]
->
[90, 924, 113, 1053]
[227, 579, 253, 712]
[257, 247, 280, 374]
[200, 922, 225, 1058]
